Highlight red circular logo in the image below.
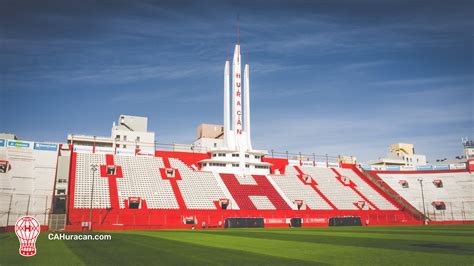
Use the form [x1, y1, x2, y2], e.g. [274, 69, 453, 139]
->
[15, 216, 41, 256]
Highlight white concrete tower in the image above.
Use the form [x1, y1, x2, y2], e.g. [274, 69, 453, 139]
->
[232, 44, 243, 150]
[223, 60, 234, 148]
[244, 63, 252, 150]
[197, 40, 270, 175]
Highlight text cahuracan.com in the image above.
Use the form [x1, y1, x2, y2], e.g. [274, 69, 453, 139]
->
[48, 233, 112, 241]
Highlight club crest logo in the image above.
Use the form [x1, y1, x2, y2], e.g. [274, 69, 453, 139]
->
[15, 216, 41, 256]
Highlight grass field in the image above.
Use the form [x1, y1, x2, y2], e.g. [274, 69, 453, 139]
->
[1, 225, 473, 265]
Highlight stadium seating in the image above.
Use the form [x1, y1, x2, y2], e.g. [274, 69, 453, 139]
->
[248, 196, 276, 210]
[299, 167, 363, 210]
[65, 150, 472, 229]
[268, 166, 333, 210]
[376, 172, 474, 221]
[74, 153, 111, 209]
[169, 158, 229, 209]
[220, 174, 292, 210]
[114, 155, 179, 209]
[337, 168, 398, 210]
[235, 174, 258, 185]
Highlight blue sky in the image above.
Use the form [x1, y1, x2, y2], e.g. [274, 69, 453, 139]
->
[1, 0, 473, 162]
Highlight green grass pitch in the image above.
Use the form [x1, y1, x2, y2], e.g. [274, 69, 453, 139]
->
[1, 225, 473, 265]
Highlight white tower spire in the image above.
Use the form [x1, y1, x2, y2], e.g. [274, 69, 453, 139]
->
[232, 44, 243, 150]
[223, 60, 231, 148]
[244, 63, 252, 150]
[199, 29, 270, 176]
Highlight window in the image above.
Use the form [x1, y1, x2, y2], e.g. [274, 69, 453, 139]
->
[302, 174, 312, 183]
[166, 168, 176, 178]
[342, 176, 350, 185]
[255, 155, 260, 159]
[255, 165, 269, 169]
[57, 189, 66, 195]
[58, 179, 67, 183]
[399, 180, 409, 188]
[213, 153, 217, 157]
[232, 163, 239, 167]
[432, 201, 446, 210]
[209, 163, 226, 167]
[232, 154, 239, 157]
[128, 197, 140, 209]
[136, 136, 140, 142]
[245, 164, 250, 168]
[123, 136, 127, 141]
[107, 165, 116, 175]
[218, 153, 226, 157]
[433, 179, 443, 188]
[123, 145, 127, 148]
[0, 161, 9, 173]
[245, 154, 249, 158]
[115, 135, 120, 141]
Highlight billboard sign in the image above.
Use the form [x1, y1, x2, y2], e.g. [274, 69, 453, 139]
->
[116, 148, 135, 156]
[136, 148, 154, 156]
[449, 163, 466, 170]
[385, 166, 401, 171]
[303, 218, 327, 224]
[34, 143, 58, 152]
[433, 164, 449, 170]
[416, 165, 433, 171]
[7, 140, 32, 149]
[0, 139, 5, 147]
[264, 218, 286, 224]
[95, 147, 114, 154]
[73, 145, 93, 153]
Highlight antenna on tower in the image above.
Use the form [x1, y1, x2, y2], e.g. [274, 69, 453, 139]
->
[246, 48, 248, 64]
[237, 14, 240, 45]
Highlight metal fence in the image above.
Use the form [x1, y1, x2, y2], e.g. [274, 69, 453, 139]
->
[266, 150, 341, 163]
[0, 193, 52, 227]
[154, 143, 208, 153]
[418, 200, 474, 222]
[153, 142, 344, 164]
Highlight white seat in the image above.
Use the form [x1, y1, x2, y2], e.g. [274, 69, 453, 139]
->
[115, 156, 179, 209]
[170, 158, 228, 210]
[378, 172, 474, 221]
[269, 166, 333, 210]
[337, 168, 398, 210]
[300, 167, 363, 210]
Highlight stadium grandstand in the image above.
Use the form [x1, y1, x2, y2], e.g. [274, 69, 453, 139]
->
[0, 40, 473, 232]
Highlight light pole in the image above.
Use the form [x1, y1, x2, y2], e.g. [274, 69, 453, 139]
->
[90, 164, 99, 231]
[417, 178, 427, 224]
